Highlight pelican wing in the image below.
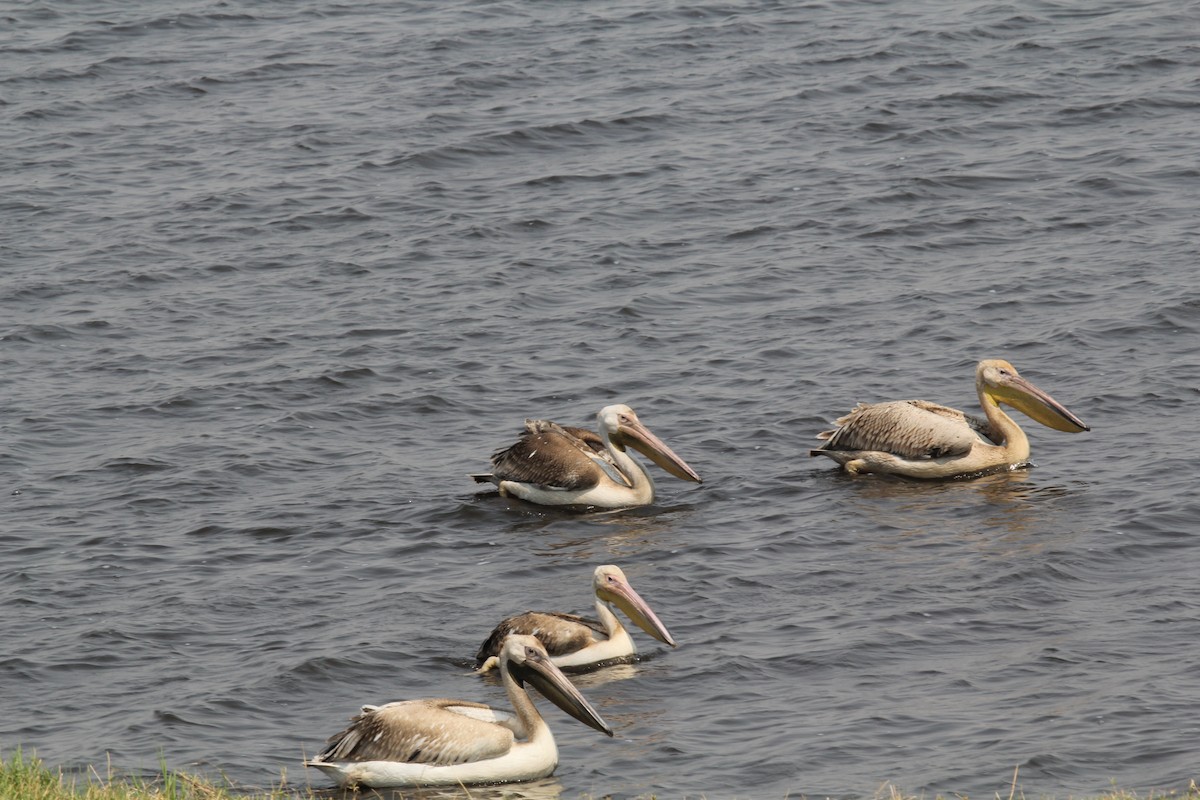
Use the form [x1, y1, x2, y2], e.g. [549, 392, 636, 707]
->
[815, 400, 980, 459]
[476, 611, 604, 666]
[961, 410, 999, 444]
[488, 429, 607, 491]
[522, 420, 629, 484]
[524, 420, 609, 457]
[318, 699, 514, 766]
[445, 704, 525, 736]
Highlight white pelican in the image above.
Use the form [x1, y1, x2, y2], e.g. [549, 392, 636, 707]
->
[810, 359, 1090, 479]
[305, 635, 613, 788]
[471, 404, 702, 508]
[475, 565, 676, 673]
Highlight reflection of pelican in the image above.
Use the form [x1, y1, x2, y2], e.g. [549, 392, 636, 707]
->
[476, 565, 675, 673]
[305, 636, 612, 788]
[811, 359, 1089, 479]
[472, 404, 701, 508]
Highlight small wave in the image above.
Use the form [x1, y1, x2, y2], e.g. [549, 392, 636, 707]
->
[265, 206, 375, 231]
[400, 113, 674, 167]
[1059, 93, 1200, 120]
[152, 709, 213, 728]
[98, 457, 175, 475]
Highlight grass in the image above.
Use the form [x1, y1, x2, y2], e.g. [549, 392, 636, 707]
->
[1, 750, 1196, 800]
[872, 771, 1200, 800]
[0, 749, 310, 800]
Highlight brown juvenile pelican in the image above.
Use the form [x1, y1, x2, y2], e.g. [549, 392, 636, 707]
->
[475, 565, 676, 673]
[305, 635, 612, 788]
[810, 359, 1089, 479]
[471, 404, 702, 508]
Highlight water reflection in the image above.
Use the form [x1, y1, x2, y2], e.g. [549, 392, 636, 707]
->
[315, 775, 565, 800]
[533, 508, 695, 561]
[830, 469, 1083, 555]
[465, 492, 697, 561]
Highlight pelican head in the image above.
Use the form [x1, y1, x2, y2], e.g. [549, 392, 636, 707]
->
[501, 635, 614, 736]
[976, 359, 1090, 433]
[593, 565, 677, 647]
[597, 404, 702, 483]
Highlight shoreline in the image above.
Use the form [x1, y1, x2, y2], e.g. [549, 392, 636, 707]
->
[4, 750, 1196, 800]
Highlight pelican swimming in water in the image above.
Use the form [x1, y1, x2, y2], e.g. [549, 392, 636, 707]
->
[305, 635, 613, 788]
[471, 404, 702, 508]
[475, 565, 676, 673]
[810, 359, 1090, 479]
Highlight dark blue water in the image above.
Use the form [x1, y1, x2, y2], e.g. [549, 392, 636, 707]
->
[3, 1, 1198, 797]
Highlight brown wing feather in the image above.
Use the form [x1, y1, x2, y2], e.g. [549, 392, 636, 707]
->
[475, 611, 604, 667]
[814, 400, 979, 459]
[487, 429, 604, 491]
[560, 427, 608, 455]
[318, 699, 513, 765]
[962, 411, 999, 444]
[524, 420, 610, 457]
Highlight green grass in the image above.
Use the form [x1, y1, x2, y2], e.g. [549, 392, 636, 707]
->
[0, 749, 309, 800]
[872, 774, 1200, 800]
[1, 749, 1196, 800]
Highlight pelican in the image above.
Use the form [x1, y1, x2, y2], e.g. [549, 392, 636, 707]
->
[305, 635, 613, 788]
[471, 404, 702, 508]
[810, 359, 1089, 479]
[476, 565, 676, 673]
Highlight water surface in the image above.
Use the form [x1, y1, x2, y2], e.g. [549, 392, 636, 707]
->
[2, 1, 1198, 797]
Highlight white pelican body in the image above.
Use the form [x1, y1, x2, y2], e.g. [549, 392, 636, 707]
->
[476, 565, 676, 673]
[811, 359, 1089, 479]
[472, 404, 701, 508]
[305, 635, 612, 788]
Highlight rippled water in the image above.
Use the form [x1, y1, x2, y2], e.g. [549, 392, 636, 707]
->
[2, 1, 1198, 797]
